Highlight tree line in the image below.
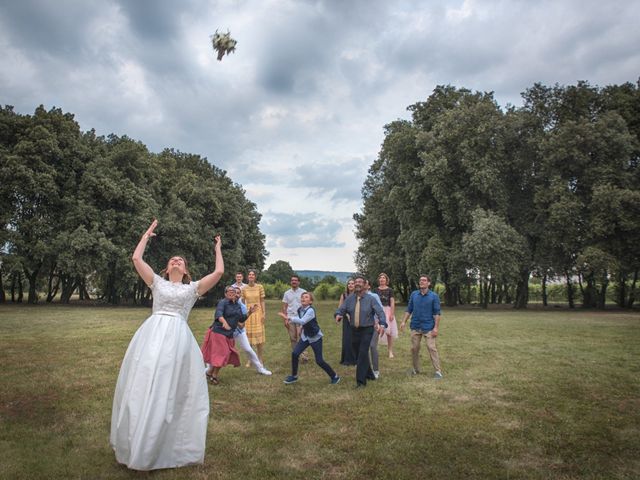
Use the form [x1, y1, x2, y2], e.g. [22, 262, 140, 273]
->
[0, 105, 266, 305]
[355, 80, 640, 309]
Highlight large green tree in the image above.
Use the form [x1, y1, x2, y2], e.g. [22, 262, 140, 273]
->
[355, 81, 640, 309]
[0, 106, 266, 304]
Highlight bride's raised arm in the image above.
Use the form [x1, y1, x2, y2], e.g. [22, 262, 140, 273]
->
[197, 235, 224, 295]
[132, 219, 158, 287]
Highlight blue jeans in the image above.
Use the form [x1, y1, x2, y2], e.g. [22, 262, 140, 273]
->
[292, 337, 336, 379]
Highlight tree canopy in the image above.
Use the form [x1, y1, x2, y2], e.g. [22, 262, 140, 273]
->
[355, 80, 640, 308]
[0, 105, 266, 304]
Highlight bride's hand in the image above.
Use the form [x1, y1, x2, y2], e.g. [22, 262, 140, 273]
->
[143, 219, 158, 240]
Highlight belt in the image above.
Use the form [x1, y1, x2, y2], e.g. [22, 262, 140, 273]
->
[154, 310, 183, 319]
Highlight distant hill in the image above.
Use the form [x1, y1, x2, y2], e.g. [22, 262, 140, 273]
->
[296, 270, 354, 283]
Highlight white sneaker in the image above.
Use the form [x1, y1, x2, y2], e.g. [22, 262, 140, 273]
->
[258, 367, 272, 376]
[373, 370, 380, 379]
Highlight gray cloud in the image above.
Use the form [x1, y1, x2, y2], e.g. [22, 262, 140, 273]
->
[0, 0, 100, 59]
[261, 211, 347, 248]
[290, 159, 367, 202]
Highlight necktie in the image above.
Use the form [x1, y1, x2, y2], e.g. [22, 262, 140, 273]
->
[354, 295, 360, 328]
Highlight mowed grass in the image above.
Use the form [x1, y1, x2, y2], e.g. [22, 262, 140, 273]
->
[0, 301, 639, 480]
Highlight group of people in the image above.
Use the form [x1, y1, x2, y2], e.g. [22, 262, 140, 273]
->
[201, 271, 342, 386]
[110, 221, 443, 471]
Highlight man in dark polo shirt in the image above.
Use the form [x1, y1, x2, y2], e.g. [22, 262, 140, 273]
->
[335, 275, 387, 388]
[400, 274, 443, 379]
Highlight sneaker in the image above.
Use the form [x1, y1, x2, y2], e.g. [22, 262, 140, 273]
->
[258, 367, 272, 376]
[373, 370, 380, 379]
[330, 375, 341, 385]
[409, 368, 420, 376]
[283, 375, 298, 384]
[434, 371, 443, 379]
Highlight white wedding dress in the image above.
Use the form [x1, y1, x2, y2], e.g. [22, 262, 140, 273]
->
[110, 274, 209, 470]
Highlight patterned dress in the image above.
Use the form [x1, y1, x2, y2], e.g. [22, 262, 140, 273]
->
[242, 283, 266, 345]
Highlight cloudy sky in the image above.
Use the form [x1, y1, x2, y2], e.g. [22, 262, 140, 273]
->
[1, 0, 638, 272]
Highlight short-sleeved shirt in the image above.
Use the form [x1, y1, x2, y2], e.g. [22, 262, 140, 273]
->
[374, 287, 394, 307]
[282, 287, 307, 317]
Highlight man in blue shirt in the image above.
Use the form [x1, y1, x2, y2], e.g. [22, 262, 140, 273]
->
[400, 275, 443, 379]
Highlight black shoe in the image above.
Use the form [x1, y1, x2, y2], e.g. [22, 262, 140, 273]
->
[355, 383, 366, 389]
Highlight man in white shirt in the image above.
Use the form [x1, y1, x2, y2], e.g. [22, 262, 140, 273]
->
[281, 275, 308, 362]
[233, 271, 248, 290]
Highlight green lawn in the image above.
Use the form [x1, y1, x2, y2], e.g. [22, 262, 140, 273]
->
[0, 302, 639, 479]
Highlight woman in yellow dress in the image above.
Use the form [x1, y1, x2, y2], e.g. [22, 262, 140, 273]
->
[241, 269, 266, 366]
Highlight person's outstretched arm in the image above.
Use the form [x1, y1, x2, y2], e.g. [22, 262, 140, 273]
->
[197, 235, 224, 295]
[132, 219, 157, 287]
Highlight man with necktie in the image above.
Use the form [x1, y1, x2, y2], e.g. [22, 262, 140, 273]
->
[335, 275, 387, 388]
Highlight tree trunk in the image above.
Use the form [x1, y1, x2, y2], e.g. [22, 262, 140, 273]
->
[489, 280, 496, 304]
[60, 274, 79, 304]
[581, 273, 598, 308]
[46, 265, 59, 302]
[514, 268, 530, 309]
[565, 270, 575, 308]
[480, 280, 489, 309]
[596, 276, 608, 309]
[443, 281, 457, 307]
[78, 278, 90, 300]
[616, 271, 627, 307]
[10, 272, 16, 302]
[0, 268, 4, 303]
[11, 272, 24, 303]
[505, 284, 513, 304]
[107, 263, 119, 305]
[542, 274, 548, 307]
[456, 285, 464, 305]
[627, 269, 638, 308]
[24, 264, 41, 304]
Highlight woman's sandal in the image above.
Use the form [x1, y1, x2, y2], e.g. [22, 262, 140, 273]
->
[207, 374, 220, 385]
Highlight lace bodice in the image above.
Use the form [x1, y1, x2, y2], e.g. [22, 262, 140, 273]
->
[150, 274, 201, 320]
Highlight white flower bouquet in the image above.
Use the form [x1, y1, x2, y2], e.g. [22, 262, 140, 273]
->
[211, 30, 237, 61]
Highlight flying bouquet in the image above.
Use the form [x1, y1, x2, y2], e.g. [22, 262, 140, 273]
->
[211, 30, 237, 61]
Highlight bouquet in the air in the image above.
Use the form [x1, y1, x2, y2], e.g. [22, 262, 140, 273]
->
[211, 30, 237, 61]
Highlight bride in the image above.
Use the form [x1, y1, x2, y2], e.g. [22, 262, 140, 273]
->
[110, 219, 224, 470]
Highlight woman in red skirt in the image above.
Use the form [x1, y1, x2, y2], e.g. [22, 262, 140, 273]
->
[202, 286, 255, 384]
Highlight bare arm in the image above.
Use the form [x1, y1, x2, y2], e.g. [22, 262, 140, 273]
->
[197, 235, 224, 295]
[281, 301, 289, 327]
[431, 314, 441, 337]
[132, 219, 158, 287]
[400, 311, 411, 331]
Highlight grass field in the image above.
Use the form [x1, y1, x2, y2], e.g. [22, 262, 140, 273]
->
[0, 301, 639, 479]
